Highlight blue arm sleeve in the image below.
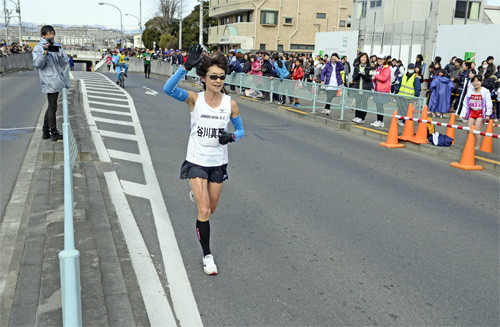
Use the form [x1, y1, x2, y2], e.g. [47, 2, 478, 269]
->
[230, 115, 245, 142]
[163, 66, 189, 102]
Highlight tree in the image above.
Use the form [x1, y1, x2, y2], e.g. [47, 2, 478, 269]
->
[180, 1, 217, 50]
[142, 18, 161, 49]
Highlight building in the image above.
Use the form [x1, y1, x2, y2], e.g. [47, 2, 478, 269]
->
[208, 0, 353, 53]
[0, 23, 123, 48]
[352, 0, 487, 65]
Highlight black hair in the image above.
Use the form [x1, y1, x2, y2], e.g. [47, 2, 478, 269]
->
[464, 62, 471, 69]
[416, 54, 423, 62]
[272, 53, 283, 68]
[41, 25, 55, 36]
[455, 58, 463, 65]
[487, 56, 494, 61]
[470, 69, 477, 75]
[497, 65, 500, 71]
[195, 52, 229, 93]
[331, 53, 339, 59]
[471, 75, 483, 82]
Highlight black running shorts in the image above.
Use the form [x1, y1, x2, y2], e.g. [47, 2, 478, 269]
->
[180, 160, 228, 183]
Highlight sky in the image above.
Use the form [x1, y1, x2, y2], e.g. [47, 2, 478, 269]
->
[9, 0, 198, 31]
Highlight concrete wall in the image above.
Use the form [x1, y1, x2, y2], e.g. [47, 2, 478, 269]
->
[95, 58, 176, 78]
[0, 52, 34, 73]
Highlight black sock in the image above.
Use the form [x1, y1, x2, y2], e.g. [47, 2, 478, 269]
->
[196, 220, 211, 256]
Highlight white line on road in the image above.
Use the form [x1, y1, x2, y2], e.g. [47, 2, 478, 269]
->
[88, 95, 129, 102]
[104, 171, 177, 327]
[81, 74, 203, 326]
[0, 127, 39, 131]
[90, 108, 132, 116]
[88, 101, 130, 108]
[92, 117, 134, 126]
[85, 86, 123, 93]
[107, 149, 142, 163]
[86, 90, 126, 97]
[99, 130, 138, 141]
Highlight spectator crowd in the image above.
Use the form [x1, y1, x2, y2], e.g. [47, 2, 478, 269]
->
[100, 46, 500, 127]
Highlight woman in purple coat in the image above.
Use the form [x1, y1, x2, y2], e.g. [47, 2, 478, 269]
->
[428, 69, 454, 118]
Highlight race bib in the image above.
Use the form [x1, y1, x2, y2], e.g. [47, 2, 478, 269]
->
[195, 116, 226, 146]
[469, 94, 482, 111]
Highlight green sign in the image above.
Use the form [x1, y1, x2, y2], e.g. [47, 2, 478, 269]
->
[464, 52, 476, 62]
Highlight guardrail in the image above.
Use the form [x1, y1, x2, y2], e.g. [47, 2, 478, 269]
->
[59, 65, 82, 326]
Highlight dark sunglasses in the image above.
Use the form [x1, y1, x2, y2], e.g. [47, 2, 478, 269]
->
[208, 74, 226, 81]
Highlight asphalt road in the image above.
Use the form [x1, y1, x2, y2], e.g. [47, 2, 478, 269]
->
[94, 71, 499, 326]
[0, 70, 46, 220]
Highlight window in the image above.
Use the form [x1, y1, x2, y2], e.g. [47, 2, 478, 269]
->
[370, 0, 382, 7]
[290, 44, 315, 50]
[226, 17, 230, 24]
[284, 17, 293, 24]
[340, 20, 346, 27]
[316, 13, 326, 19]
[278, 44, 284, 52]
[247, 12, 253, 22]
[455, 1, 481, 19]
[357, 1, 367, 19]
[220, 18, 225, 25]
[260, 10, 278, 25]
[236, 14, 245, 22]
[260, 43, 266, 51]
[347, 15, 351, 28]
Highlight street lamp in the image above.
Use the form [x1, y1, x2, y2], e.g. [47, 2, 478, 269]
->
[125, 13, 142, 47]
[98, 2, 123, 48]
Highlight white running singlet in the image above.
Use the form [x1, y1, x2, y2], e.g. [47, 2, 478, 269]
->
[186, 92, 232, 167]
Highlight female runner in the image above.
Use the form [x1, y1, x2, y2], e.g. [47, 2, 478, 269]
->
[163, 44, 245, 275]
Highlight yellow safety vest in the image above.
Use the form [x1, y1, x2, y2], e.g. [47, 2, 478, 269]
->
[398, 73, 416, 98]
[118, 54, 126, 64]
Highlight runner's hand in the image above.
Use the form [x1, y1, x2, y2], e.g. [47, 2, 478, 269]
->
[184, 44, 203, 71]
[218, 130, 235, 144]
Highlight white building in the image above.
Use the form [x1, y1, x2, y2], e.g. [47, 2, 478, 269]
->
[352, 0, 487, 65]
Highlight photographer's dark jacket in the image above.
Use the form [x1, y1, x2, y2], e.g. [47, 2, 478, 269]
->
[33, 37, 69, 93]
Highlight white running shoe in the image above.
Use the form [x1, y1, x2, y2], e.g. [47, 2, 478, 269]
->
[370, 120, 381, 127]
[325, 109, 331, 115]
[356, 118, 364, 124]
[379, 121, 385, 127]
[494, 118, 499, 122]
[322, 108, 326, 114]
[189, 190, 195, 203]
[352, 117, 358, 122]
[203, 254, 218, 275]
[398, 121, 405, 127]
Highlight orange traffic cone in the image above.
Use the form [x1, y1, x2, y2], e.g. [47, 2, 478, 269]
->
[399, 103, 415, 141]
[450, 126, 483, 170]
[380, 111, 405, 148]
[445, 113, 456, 145]
[479, 119, 494, 153]
[410, 105, 429, 144]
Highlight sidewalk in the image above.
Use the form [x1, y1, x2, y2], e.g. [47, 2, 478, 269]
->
[1, 79, 149, 326]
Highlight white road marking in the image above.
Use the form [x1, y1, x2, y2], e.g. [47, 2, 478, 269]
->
[92, 117, 134, 126]
[0, 127, 39, 131]
[107, 150, 143, 163]
[86, 90, 126, 96]
[87, 95, 129, 102]
[142, 86, 159, 96]
[88, 101, 130, 108]
[81, 74, 203, 327]
[104, 171, 177, 327]
[85, 86, 123, 93]
[99, 130, 138, 141]
[90, 108, 132, 116]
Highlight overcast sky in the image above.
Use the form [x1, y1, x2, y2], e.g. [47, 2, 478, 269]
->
[9, 0, 198, 30]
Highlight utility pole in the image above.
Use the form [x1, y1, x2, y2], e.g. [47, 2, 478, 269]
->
[4, 0, 9, 44]
[17, 0, 21, 45]
[179, 0, 182, 49]
[199, 0, 202, 46]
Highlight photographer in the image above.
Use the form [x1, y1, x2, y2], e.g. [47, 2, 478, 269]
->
[32, 25, 69, 141]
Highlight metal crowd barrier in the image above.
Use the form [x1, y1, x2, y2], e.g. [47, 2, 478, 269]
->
[220, 72, 426, 119]
[59, 65, 82, 326]
[163, 64, 426, 119]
